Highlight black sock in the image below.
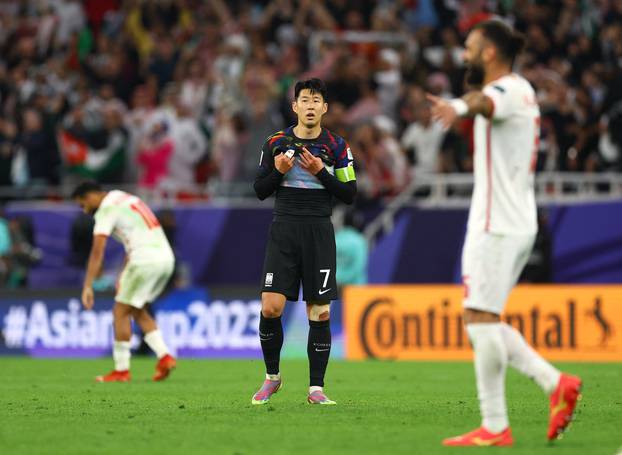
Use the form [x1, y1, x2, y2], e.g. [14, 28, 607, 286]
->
[259, 313, 283, 376]
[308, 319, 331, 387]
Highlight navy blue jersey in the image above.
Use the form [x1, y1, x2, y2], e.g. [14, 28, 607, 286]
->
[255, 126, 356, 218]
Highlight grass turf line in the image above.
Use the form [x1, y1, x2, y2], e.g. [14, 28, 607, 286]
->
[1, 359, 620, 455]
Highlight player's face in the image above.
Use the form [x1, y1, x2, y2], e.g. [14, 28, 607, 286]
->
[463, 30, 486, 86]
[75, 194, 99, 215]
[293, 89, 328, 128]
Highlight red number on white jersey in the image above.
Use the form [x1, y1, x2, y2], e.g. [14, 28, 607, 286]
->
[131, 200, 160, 229]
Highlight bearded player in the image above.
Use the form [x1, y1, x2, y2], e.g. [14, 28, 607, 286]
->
[428, 20, 582, 446]
[251, 78, 356, 405]
[72, 182, 176, 383]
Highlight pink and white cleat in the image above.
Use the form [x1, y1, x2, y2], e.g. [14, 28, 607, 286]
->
[307, 390, 336, 405]
[251, 378, 282, 405]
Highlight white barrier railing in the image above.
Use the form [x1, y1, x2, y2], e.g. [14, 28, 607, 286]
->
[363, 172, 622, 242]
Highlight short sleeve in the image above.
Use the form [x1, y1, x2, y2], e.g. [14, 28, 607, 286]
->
[334, 139, 356, 183]
[483, 81, 516, 120]
[93, 206, 118, 237]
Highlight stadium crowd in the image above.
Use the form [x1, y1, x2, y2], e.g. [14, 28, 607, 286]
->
[0, 0, 620, 201]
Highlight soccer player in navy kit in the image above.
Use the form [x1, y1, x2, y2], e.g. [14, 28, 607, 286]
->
[252, 78, 356, 405]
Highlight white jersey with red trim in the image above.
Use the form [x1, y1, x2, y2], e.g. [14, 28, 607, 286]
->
[467, 73, 539, 235]
[93, 190, 174, 264]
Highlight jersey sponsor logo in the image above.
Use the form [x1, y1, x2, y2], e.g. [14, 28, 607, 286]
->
[265, 273, 273, 286]
[318, 288, 332, 296]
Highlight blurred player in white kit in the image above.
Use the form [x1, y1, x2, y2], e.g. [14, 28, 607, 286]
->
[428, 20, 582, 447]
[72, 182, 176, 383]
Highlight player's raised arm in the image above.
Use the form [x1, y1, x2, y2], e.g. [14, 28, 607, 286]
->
[427, 91, 495, 129]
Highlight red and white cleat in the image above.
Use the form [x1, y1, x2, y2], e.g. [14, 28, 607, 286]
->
[548, 373, 582, 441]
[95, 370, 131, 383]
[443, 427, 514, 447]
[153, 354, 177, 381]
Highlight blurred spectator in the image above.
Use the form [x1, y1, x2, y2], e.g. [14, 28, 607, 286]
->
[599, 101, 622, 171]
[0, 0, 617, 200]
[60, 100, 128, 184]
[439, 121, 471, 173]
[0, 210, 41, 288]
[148, 37, 179, 90]
[168, 103, 207, 192]
[0, 209, 10, 271]
[211, 111, 248, 183]
[401, 101, 446, 176]
[335, 210, 368, 286]
[18, 108, 60, 185]
[137, 119, 174, 190]
[353, 121, 407, 198]
[0, 118, 17, 187]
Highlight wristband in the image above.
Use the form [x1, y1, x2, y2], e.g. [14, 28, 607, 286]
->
[450, 99, 468, 116]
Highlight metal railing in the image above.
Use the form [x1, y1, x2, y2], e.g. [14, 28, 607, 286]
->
[363, 172, 622, 242]
[1, 172, 620, 221]
[308, 30, 414, 64]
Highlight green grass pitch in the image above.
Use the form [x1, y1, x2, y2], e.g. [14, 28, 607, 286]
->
[1, 358, 620, 454]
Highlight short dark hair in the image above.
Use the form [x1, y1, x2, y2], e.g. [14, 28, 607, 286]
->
[71, 181, 102, 199]
[472, 20, 525, 65]
[294, 78, 327, 102]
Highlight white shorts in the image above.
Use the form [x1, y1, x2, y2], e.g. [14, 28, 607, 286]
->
[116, 260, 174, 309]
[461, 230, 535, 315]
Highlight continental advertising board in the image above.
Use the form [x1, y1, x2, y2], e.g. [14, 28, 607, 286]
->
[344, 285, 622, 362]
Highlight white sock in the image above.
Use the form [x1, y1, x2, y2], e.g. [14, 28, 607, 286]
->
[266, 373, 280, 381]
[309, 386, 323, 394]
[113, 341, 131, 371]
[467, 323, 509, 434]
[500, 323, 561, 394]
[144, 329, 170, 359]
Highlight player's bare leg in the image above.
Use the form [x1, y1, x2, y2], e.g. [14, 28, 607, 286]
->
[133, 307, 176, 381]
[96, 302, 133, 383]
[252, 292, 286, 405]
[305, 301, 335, 405]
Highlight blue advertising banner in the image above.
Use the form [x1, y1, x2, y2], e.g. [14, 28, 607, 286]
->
[0, 288, 345, 359]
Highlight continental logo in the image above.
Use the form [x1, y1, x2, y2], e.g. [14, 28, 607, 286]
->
[344, 286, 622, 362]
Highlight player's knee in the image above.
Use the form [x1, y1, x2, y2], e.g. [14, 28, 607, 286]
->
[113, 302, 131, 318]
[463, 308, 499, 324]
[262, 305, 282, 318]
[308, 303, 330, 322]
[261, 294, 285, 318]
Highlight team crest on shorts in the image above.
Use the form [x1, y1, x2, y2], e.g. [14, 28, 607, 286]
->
[265, 273, 273, 286]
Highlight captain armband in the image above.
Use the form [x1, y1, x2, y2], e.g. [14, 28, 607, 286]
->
[335, 165, 356, 183]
